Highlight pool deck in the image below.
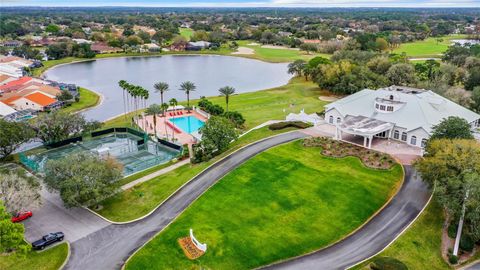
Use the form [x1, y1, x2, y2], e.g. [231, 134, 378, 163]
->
[137, 110, 208, 146]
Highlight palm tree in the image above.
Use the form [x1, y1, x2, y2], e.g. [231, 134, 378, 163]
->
[169, 98, 178, 142]
[219, 86, 235, 112]
[145, 104, 162, 139]
[118, 80, 127, 122]
[160, 102, 170, 141]
[154, 82, 169, 115]
[179, 81, 196, 112]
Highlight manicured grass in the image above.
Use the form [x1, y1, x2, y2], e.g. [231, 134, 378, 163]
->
[61, 87, 100, 114]
[392, 34, 467, 58]
[201, 77, 328, 128]
[94, 126, 302, 222]
[0, 243, 69, 270]
[125, 140, 403, 270]
[353, 201, 450, 270]
[179, 28, 194, 40]
[104, 77, 328, 130]
[236, 40, 331, 62]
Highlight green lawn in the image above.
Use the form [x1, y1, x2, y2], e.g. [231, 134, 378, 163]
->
[104, 77, 328, 130]
[236, 40, 331, 62]
[179, 28, 194, 40]
[61, 87, 100, 114]
[353, 201, 450, 270]
[0, 243, 69, 270]
[392, 34, 467, 58]
[125, 140, 403, 270]
[94, 126, 303, 222]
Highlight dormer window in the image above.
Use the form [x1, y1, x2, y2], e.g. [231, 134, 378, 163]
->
[389, 95, 394, 100]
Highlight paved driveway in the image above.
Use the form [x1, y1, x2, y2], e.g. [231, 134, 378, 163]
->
[466, 262, 480, 270]
[263, 166, 430, 270]
[24, 186, 110, 243]
[65, 131, 308, 270]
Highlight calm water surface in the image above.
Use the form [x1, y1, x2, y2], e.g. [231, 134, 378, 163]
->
[45, 55, 290, 121]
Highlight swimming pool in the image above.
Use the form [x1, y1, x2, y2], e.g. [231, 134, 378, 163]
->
[170, 116, 205, 134]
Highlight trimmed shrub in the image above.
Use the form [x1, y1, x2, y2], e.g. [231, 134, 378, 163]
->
[198, 97, 224, 115]
[223, 111, 245, 128]
[448, 254, 458, 265]
[447, 222, 457, 238]
[460, 234, 475, 252]
[180, 144, 190, 160]
[370, 257, 408, 270]
[268, 121, 312, 130]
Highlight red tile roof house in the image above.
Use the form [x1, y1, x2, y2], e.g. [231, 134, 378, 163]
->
[5, 92, 62, 112]
[0, 77, 35, 93]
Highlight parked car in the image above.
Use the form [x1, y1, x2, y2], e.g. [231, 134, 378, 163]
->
[32, 232, 64, 250]
[11, 211, 32, 223]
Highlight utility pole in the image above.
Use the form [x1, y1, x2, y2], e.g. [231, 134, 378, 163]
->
[453, 189, 470, 256]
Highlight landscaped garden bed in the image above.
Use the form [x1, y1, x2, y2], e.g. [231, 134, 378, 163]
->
[268, 121, 313, 130]
[303, 137, 396, 169]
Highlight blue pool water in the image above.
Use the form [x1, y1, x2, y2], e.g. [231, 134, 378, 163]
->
[170, 116, 205, 134]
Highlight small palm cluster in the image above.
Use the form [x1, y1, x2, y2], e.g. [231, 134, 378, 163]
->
[118, 80, 150, 130]
[117, 79, 237, 142]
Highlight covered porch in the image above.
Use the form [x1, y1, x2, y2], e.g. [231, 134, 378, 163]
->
[334, 115, 394, 149]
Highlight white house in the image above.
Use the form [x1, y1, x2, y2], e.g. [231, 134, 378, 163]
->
[324, 86, 480, 148]
[0, 101, 16, 118]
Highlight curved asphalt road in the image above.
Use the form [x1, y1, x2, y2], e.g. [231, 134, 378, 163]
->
[263, 166, 431, 270]
[65, 131, 308, 270]
[466, 262, 480, 270]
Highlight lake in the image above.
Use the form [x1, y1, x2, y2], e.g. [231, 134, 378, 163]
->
[45, 55, 291, 121]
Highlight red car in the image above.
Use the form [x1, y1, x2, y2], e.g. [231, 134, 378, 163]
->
[11, 211, 32, 223]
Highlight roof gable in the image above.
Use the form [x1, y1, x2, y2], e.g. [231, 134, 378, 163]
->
[326, 87, 480, 133]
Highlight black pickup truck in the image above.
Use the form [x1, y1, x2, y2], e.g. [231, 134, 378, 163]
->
[32, 232, 64, 250]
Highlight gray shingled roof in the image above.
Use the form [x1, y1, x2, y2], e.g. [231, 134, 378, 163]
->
[325, 86, 480, 134]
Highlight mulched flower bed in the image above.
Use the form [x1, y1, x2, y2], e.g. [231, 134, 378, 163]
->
[178, 236, 205, 260]
[303, 137, 396, 170]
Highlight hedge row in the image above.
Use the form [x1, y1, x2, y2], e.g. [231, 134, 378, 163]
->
[268, 121, 313, 130]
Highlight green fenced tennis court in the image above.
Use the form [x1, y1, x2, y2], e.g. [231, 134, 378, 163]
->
[20, 131, 180, 176]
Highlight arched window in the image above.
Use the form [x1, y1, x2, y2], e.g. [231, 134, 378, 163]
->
[401, 132, 407, 141]
[336, 117, 341, 123]
[329, 115, 333, 124]
[393, 130, 399, 139]
[410, 136, 417, 145]
[389, 95, 394, 100]
[421, 138, 427, 148]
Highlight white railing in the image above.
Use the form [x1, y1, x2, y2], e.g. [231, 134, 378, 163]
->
[190, 229, 207, 252]
[193, 106, 210, 119]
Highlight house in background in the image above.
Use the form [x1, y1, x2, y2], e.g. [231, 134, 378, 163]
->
[0, 101, 16, 118]
[91, 43, 123, 54]
[186, 41, 211, 51]
[324, 85, 480, 148]
[5, 92, 62, 112]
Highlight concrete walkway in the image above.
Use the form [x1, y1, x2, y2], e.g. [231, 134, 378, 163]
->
[121, 159, 191, 190]
[264, 166, 431, 270]
[65, 131, 308, 270]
